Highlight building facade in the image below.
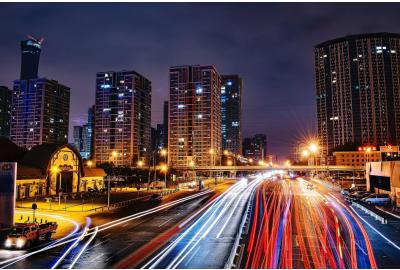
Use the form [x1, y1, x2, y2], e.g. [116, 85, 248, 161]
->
[20, 36, 43, 80]
[168, 65, 221, 168]
[163, 101, 169, 148]
[11, 78, 70, 149]
[315, 33, 400, 160]
[334, 145, 400, 168]
[0, 86, 12, 138]
[73, 106, 94, 160]
[242, 134, 267, 162]
[0, 138, 105, 199]
[221, 75, 243, 155]
[94, 70, 151, 167]
[151, 124, 165, 151]
[73, 125, 90, 159]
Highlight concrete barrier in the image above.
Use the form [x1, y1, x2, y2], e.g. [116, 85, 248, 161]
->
[352, 201, 387, 224]
[225, 188, 255, 269]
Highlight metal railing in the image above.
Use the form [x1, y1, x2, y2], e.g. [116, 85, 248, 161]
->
[90, 188, 180, 212]
[225, 188, 255, 269]
[352, 201, 387, 224]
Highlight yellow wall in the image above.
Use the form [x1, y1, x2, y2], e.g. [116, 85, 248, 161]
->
[48, 147, 80, 195]
[81, 176, 104, 191]
[16, 179, 46, 198]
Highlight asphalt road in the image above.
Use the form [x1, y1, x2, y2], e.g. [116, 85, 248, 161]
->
[141, 177, 263, 269]
[0, 190, 215, 269]
[241, 176, 378, 269]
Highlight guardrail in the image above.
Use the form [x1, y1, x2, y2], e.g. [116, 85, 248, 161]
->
[352, 201, 387, 224]
[90, 188, 180, 212]
[225, 188, 255, 269]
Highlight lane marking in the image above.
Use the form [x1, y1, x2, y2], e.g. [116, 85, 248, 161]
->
[158, 218, 173, 228]
[350, 205, 400, 252]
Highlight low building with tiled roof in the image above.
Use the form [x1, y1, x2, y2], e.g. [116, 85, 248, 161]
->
[0, 138, 106, 198]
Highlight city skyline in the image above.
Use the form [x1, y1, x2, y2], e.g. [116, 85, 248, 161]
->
[1, 3, 400, 158]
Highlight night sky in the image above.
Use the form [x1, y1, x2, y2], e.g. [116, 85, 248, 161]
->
[1, 3, 399, 159]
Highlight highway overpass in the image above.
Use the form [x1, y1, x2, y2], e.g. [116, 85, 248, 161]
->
[160, 165, 365, 172]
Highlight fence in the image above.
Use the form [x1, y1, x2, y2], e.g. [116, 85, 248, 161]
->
[90, 188, 180, 213]
[352, 201, 387, 224]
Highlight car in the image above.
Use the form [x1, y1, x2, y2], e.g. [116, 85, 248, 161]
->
[349, 191, 371, 201]
[4, 222, 57, 249]
[341, 188, 351, 196]
[149, 193, 162, 203]
[362, 194, 391, 205]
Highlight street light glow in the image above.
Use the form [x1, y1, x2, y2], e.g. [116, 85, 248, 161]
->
[51, 166, 60, 173]
[160, 149, 167, 156]
[309, 143, 318, 153]
[160, 164, 168, 172]
[137, 160, 144, 167]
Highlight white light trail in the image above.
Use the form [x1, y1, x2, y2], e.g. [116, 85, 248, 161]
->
[350, 205, 400, 251]
[0, 190, 212, 268]
[68, 226, 99, 269]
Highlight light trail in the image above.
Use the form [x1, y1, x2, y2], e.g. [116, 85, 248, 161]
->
[243, 176, 377, 269]
[0, 189, 212, 268]
[350, 205, 400, 251]
[0, 211, 81, 269]
[68, 226, 99, 269]
[50, 217, 91, 269]
[142, 177, 263, 269]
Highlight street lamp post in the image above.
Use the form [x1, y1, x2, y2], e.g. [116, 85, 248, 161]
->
[51, 166, 61, 206]
[161, 164, 168, 189]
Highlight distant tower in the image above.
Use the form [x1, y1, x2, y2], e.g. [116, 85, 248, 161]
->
[94, 70, 152, 166]
[315, 32, 400, 158]
[168, 65, 221, 168]
[20, 35, 43, 80]
[221, 75, 243, 155]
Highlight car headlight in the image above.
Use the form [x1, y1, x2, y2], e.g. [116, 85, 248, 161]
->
[5, 239, 12, 248]
[16, 238, 25, 248]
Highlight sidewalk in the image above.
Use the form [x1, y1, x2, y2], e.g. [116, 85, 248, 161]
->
[12, 188, 180, 240]
[16, 188, 177, 212]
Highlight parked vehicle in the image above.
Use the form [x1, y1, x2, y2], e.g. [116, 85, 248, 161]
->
[362, 194, 391, 205]
[349, 191, 371, 201]
[341, 188, 351, 196]
[4, 222, 58, 249]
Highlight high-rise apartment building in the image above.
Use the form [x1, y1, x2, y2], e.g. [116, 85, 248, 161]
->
[221, 75, 243, 155]
[94, 70, 151, 167]
[168, 65, 221, 168]
[73, 106, 94, 159]
[87, 105, 95, 159]
[242, 134, 267, 162]
[73, 125, 88, 158]
[20, 36, 43, 80]
[11, 78, 70, 149]
[315, 33, 400, 158]
[163, 101, 169, 148]
[0, 86, 12, 138]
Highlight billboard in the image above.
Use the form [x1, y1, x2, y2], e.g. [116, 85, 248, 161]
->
[0, 163, 17, 228]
